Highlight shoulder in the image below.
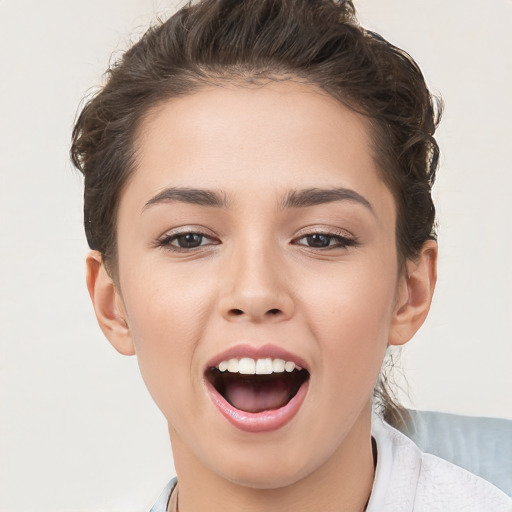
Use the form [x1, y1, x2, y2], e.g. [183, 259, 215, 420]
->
[417, 452, 512, 511]
[368, 417, 512, 512]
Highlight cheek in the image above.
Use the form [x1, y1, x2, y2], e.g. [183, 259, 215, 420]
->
[301, 254, 398, 374]
[118, 264, 216, 415]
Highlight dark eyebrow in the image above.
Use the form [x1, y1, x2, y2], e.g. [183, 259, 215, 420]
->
[280, 187, 374, 213]
[142, 187, 230, 212]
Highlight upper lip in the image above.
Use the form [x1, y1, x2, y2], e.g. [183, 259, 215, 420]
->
[205, 343, 309, 372]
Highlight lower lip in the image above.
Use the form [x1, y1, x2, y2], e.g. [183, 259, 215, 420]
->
[206, 378, 309, 433]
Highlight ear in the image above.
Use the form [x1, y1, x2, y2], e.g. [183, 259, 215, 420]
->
[388, 240, 438, 347]
[86, 251, 135, 356]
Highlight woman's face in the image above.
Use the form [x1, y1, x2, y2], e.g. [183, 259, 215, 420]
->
[113, 82, 406, 488]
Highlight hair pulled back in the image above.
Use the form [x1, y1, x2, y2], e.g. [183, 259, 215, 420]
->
[71, 0, 442, 426]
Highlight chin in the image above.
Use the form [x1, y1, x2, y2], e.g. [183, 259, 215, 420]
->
[221, 462, 310, 490]
[200, 435, 325, 491]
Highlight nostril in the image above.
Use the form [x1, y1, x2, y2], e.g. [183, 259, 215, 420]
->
[225, 307, 286, 320]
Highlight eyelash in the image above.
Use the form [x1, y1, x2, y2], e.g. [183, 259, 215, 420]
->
[294, 232, 359, 250]
[156, 231, 219, 252]
[156, 229, 359, 252]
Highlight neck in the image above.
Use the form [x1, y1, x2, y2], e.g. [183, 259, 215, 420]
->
[169, 407, 375, 512]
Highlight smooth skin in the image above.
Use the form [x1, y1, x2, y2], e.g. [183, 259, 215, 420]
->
[86, 81, 437, 512]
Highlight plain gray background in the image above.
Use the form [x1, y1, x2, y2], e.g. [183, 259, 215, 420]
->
[1, 0, 511, 510]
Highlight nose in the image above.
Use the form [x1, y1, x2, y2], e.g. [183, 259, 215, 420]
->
[217, 242, 294, 323]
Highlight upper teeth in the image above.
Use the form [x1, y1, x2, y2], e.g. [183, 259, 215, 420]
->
[216, 357, 301, 375]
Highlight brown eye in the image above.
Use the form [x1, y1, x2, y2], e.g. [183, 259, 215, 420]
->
[304, 234, 332, 248]
[172, 233, 206, 248]
[295, 232, 358, 250]
[156, 229, 220, 253]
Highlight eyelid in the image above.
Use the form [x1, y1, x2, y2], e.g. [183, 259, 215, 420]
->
[156, 223, 217, 238]
[292, 225, 356, 240]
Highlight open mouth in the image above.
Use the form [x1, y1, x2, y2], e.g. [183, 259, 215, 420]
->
[205, 357, 310, 413]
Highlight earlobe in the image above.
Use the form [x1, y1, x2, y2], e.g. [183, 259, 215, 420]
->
[388, 240, 438, 346]
[86, 251, 136, 356]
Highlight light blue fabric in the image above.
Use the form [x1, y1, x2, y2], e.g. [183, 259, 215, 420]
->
[398, 410, 512, 497]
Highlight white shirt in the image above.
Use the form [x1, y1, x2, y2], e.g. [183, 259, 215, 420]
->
[367, 417, 512, 511]
[150, 419, 512, 512]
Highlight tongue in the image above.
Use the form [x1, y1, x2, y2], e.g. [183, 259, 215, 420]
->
[224, 377, 291, 413]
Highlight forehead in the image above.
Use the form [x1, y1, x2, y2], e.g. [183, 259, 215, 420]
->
[124, 81, 392, 215]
